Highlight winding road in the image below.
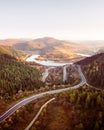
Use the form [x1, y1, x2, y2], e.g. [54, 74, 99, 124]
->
[42, 65, 69, 83]
[41, 68, 50, 82]
[41, 67, 55, 82]
[0, 65, 86, 123]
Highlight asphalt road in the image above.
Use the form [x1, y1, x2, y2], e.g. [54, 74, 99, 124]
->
[41, 67, 55, 82]
[63, 65, 67, 82]
[41, 68, 49, 82]
[0, 65, 86, 123]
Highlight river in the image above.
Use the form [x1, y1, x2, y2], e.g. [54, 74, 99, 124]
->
[26, 55, 72, 83]
[26, 54, 72, 66]
[26, 54, 86, 83]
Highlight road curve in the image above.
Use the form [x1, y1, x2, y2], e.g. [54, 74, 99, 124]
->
[0, 65, 86, 123]
[41, 68, 50, 82]
[24, 98, 55, 130]
[41, 67, 55, 82]
[63, 65, 67, 82]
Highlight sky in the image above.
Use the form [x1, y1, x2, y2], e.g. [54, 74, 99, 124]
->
[0, 0, 104, 40]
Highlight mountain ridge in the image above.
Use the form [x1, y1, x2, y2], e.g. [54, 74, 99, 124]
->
[0, 37, 104, 61]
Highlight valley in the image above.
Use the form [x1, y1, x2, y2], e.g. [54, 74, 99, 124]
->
[0, 37, 103, 62]
[1, 0, 104, 129]
[0, 38, 104, 130]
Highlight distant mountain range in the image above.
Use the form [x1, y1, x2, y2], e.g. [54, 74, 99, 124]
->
[0, 37, 104, 61]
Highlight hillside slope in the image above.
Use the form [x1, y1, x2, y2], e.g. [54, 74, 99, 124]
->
[0, 45, 27, 59]
[0, 53, 44, 102]
[76, 53, 104, 89]
[0, 37, 98, 61]
[29, 87, 104, 130]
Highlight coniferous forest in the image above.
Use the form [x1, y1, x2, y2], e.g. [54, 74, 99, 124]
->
[0, 54, 44, 101]
[76, 53, 104, 89]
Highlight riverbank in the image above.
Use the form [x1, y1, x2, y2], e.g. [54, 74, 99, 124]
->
[26, 54, 73, 66]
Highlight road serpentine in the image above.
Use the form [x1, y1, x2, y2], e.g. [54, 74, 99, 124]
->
[41, 68, 50, 82]
[42, 65, 68, 83]
[0, 65, 86, 123]
[41, 67, 55, 82]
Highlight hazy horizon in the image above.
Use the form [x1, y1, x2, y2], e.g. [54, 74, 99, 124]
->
[1, 36, 104, 44]
[0, 0, 104, 40]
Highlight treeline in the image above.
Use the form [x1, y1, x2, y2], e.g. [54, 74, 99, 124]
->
[82, 61, 104, 88]
[0, 54, 44, 101]
[76, 53, 104, 65]
[76, 53, 104, 89]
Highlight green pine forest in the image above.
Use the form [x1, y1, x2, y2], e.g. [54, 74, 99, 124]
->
[0, 48, 44, 101]
[77, 53, 104, 89]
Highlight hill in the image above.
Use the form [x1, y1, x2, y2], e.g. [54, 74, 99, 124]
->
[0, 37, 84, 61]
[0, 46, 45, 115]
[1, 37, 103, 61]
[76, 53, 104, 89]
[0, 45, 27, 60]
[0, 53, 44, 104]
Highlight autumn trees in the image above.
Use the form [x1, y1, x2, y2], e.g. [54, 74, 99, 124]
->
[29, 87, 104, 130]
[76, 53, 104, 89]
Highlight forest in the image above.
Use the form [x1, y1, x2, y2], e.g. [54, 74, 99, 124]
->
[76, 53, 104, 89]
[0, 54, 44, 101]
[0, 86, 104, 130]
[30, 86, 104, 130]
